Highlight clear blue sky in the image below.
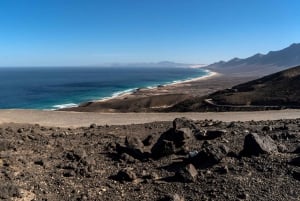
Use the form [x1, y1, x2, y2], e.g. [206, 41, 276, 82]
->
[0, 0, 299, 66]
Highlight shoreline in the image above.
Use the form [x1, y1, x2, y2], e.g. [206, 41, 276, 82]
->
[79, 69, 219, 105]
[46, 68, 215, 110]
[61, 70, 256, 112]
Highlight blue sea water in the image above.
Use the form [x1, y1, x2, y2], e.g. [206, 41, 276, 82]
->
[0, 67, 209, 110]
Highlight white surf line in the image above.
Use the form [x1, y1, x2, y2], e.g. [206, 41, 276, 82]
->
[0, 109, 300, 128]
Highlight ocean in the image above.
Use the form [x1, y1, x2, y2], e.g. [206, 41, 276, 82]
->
[0, 67, 209, 110]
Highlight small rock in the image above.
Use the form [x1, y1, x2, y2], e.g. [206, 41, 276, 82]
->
[89, 123, 97, 128]
[175, 164, 198, 182]
[159, 194, 185, 201]
[116, 137, 146, 161]
[115, 168, 137, 182]
[237, 192, 250, 200]
[292, 145, 300, 153]
[120, 153, 136, 163]
[242, 133, 277, 156]
[143, 134, 155, 146]
[292, 170, 300, 181]
[277, 144, 288, 153]
[289, 157, 300, 166]
[63, 170, 76, 177]
[262, 126, 272, 132]
[64, 149, 87, 161]
[196, 129, 226, 140]
[125, 136, 144, 150]
[34, 159, 44, 166]
[173, 117, 197, 130]
[217, 165, 229, 174]
[0, 183, 21, 199]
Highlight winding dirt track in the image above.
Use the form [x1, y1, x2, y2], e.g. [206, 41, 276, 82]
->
[1, 109, 300, 128]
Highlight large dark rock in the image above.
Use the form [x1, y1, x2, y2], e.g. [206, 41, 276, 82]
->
[151, 128, 191, 159]
[242, 133, 277, 156]
[190, 142, 229, 168]
[151, 139, 177, 159]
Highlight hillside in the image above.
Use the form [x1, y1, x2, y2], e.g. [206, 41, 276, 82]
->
[206, 43, 300, 76]
[169, 65, 300, 112]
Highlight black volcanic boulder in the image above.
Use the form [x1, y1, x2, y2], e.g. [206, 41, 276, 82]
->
[190, 142, 229, 169]
[242, 133, 277, 156]
[151, 128, 192, 159]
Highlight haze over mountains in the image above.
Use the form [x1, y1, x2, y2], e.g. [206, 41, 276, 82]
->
[102, 61, 194, 68]
[206, 43, 300, 76]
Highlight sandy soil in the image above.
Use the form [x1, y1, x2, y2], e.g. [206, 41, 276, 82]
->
[1, 109, 300, 128]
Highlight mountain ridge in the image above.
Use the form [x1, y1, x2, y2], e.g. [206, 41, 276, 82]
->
[206, 43, 300, 76]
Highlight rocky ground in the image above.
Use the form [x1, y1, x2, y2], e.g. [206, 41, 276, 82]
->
[1, 117, 300, 201]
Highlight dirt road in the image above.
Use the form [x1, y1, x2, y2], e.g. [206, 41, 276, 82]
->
[1, 109, 300, 127]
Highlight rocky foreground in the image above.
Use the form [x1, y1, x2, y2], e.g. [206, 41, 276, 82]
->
[1, 118, 300, 201]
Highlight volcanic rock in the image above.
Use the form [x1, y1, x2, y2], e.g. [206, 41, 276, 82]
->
[116, 136, 147, 160]
[289, 157, 300, 167]
[143, 134, 155, 146]
[151, 126, 192, 159]
[0, 183, 21, 199]
[173, 117, 197, 130]
[242, 133, 277, 156]
[159, 194, 185, 201]
[190, 142, 229, 168]
[174, 164, 198, 183]
[115, 168, 137, 182]
[195, 129, 227, 140]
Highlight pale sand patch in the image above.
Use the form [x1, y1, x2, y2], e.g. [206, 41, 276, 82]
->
[0, 109, 300, 128]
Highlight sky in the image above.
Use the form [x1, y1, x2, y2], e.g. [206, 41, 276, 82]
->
[0, 0, 300, 66]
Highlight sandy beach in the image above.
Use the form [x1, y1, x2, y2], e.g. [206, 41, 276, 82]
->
[1, 109, 300, 127]
[62, 70, 258, 112]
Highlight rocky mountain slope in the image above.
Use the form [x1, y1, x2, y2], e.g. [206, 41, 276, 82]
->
[169, 65, 300, 112]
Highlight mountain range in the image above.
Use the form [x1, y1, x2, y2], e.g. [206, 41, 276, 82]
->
[205, 43, 300, 76]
